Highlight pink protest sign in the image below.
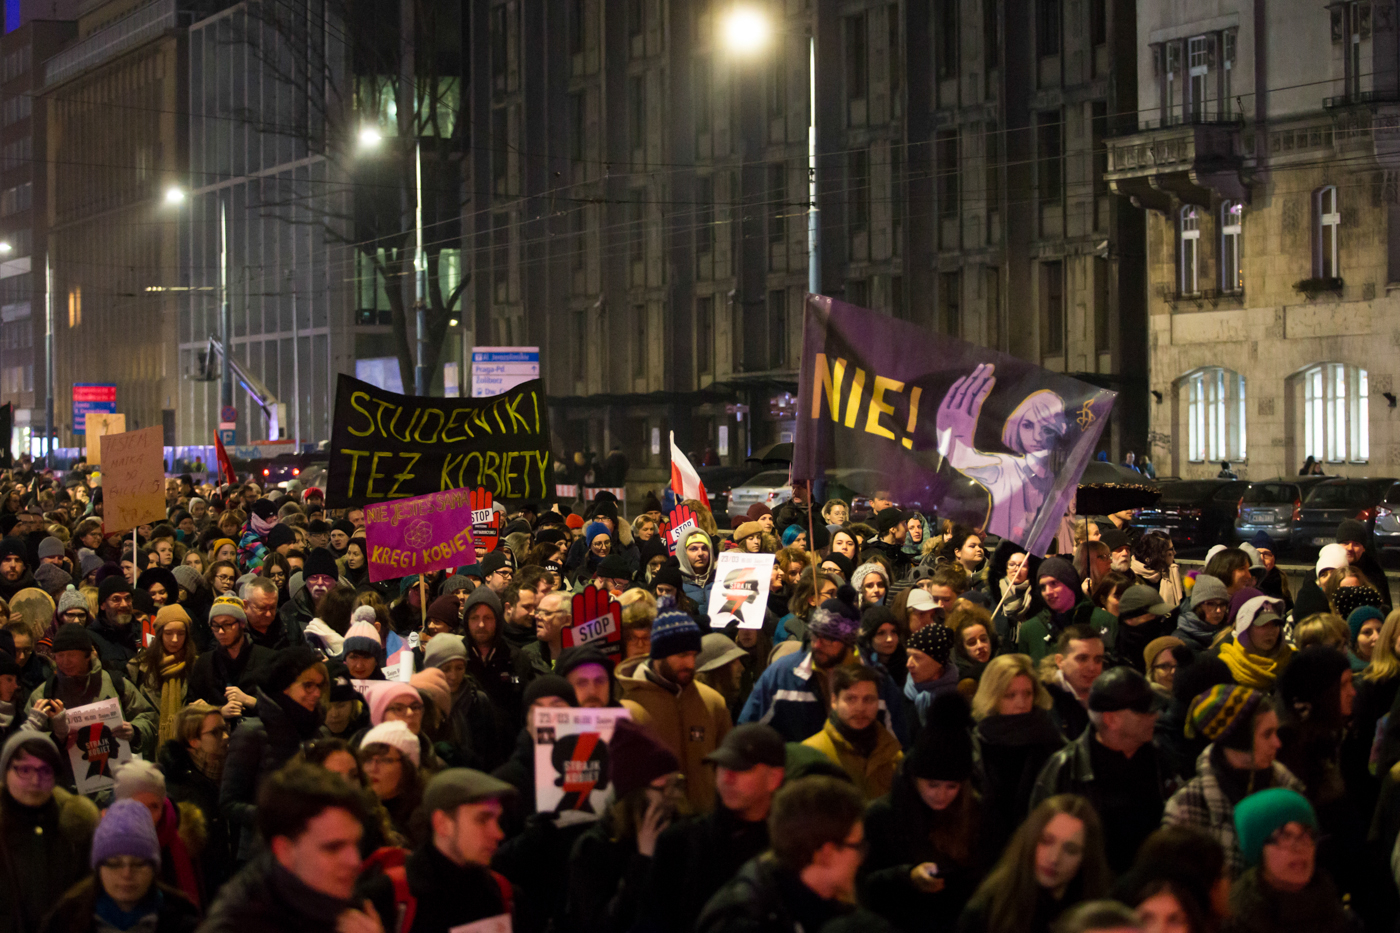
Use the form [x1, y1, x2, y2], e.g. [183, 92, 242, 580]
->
[364, 488, 476, 582]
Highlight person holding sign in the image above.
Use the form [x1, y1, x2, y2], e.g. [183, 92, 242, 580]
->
[25, 624, 158, 763]
[618, 610, 732, 812]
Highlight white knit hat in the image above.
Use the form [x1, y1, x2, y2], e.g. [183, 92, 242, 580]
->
[359, 720, 420, 767]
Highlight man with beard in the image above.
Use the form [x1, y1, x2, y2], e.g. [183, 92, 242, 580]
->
[740, 587, 908, 746]
[556, 645, 618, 708]
[0, 535, 36, 602]
[187, 596, 276, 718]
[1100, 527, 1135, 576]
[460, 586, 524, 734]
[278, 547, 340, 634]
[88, 576, 141, 671]
[25, 623, 158, 758]
[160, 700, 237, 892]
[679, 529, 716, 606]
[1293, 543, 1347, 621]
[618, 610, 732, 811]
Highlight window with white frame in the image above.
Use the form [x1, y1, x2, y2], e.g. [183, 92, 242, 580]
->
[1220, 201, 1242, 292]
[1186, 367, 1246, 463]
[1188, 36, 1211, 120]
[1179, 205, 1200, 293]
[1222, 30, 1235, 111]
[1315, 186, 1340, 279]
[1303, 363, 1369, 463]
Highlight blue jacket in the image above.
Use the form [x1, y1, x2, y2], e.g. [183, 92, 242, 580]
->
[738, 650, 909, 746]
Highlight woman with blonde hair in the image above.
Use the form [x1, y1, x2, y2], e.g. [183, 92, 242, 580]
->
[129, 605, 199, 750]
[1353, 609, 1400, 779]
[970, 654, 1065, 854]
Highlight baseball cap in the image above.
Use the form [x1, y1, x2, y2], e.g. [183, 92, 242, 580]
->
[1098, 527, 1130, 551]
[1117, 585, 1172, 618]
[874, 507, 913, 535]
[704, 723, 786, 771]
[1088, 666, 1167, 714]
[905, 588, 936, 613]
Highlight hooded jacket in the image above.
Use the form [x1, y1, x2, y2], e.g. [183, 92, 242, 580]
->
[25, 655, 160, 758]
[617, 654, 732, 812]
[738, 650, 909, 747]
[676, 532, 716, 606]
[801, 716, 903, 800]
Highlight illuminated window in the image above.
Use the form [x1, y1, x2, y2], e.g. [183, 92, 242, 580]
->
[1303, 363, 1368, 463]
[1186, 367, 1246, 463]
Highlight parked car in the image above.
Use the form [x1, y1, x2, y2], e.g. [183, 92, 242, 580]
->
[1133, 479, 1251, 549]
[1290, 476, 1400, 554]
[694, 464, 768, 525]
[1373, 482, 1400, 551]
[1232, 476, 1331, 550]
[723, 467, 888, 528]
[725, 470, 794, 526]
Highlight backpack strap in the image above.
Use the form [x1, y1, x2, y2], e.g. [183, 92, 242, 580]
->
[491, 870, 513, 919]
[385, 865, 417, 933]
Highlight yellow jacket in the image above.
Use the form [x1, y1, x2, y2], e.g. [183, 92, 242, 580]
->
[618, 655, 733, 812]
[802, 718, 903, 800]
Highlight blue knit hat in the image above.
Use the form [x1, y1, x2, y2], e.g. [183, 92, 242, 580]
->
[1348, 604, 1387, 643]
[1234, 788, 1316, 867]
[807, 585, 862, 646]
[650, 610, 702, 659]
[91, 799, 161, 870]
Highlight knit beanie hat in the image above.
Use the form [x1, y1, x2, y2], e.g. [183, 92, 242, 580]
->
[0, 536, 27, 564]
[267, 524, 297, 550]
[441, 575, 472, 596]
[905, 692, 974, 782]
[1189, 573, 1230, 610]
[565, 514, 584, 530]
[172, 565, 203, 596]
[1143, 636, 1185, 673]
[807, 585, 862, 646]
[80, 553, 105, 580]
[304, 547, 340, 580]
[411, 668, 452, 716]
[1037, 557, 1081, 596]
[609, 718, 681, 797]
[34, 564, 71, 595]
[37, 536, 65, 560]
[360, 720, 421, 767]
[1334, 584, 1385, 624]
[746, 503, 773, 521]
[426, 594, 462, 628]
[0, 730, 60, 775]
[906, 621, 954, 665]
[1348, 604, 1387, 643]
[480, 550, 512, 576]
[651, 562, 683, 592]
[423, 633, 468, 670]
[210, 538, 237, 558]
[91, 799, 161, 870]
[249, 499, 278, 521]
[523, 674, 578, 709]
[113, 759, 166, 802]
[849, 562, 888, 594]
[154, 604, 191, 628]
[57, 585, 89, 618]
[650, 610, 702, 659]
[1185, 684, 1266, 750]
[640, 491, 663, 514]
[1234, 788, 1317, 867]
[1335, 519, 1369, 545]
[98, 576, 133, 605]
[351, 605, 378, 626]
[52, 623, 95, 655]
[358, 680, 422, 726]
[343, 621, 383, 659]
[264, 647, 324, 696]
[209, 595, 247, 625]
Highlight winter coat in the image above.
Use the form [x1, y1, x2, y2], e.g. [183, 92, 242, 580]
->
[185, 640, 277, 709]
[276, 587, 316, 636]
[465, 641, 526, 736]
[198, 852, 355, 933]
[86, 614, 141, 673]
[642, 805, 770, 933]
[862, 764, 989, 933]
[1171, 607, 1220, 653]
[972, 709, 1066, 856]
[38, 878, 200, 933]
[617, 655, 733, 812]
[1043, 674, 1090, 740]
[1224, 866, 1350, 933]
[160, 740, 235, 897]
[490, 813, 592, 933]
[25, 659, 160, 760]
[738, 650, 909, 746]
[244, 613, 305, 653]
[1164, 745, 1305, 879]
[438, 675, 508, 771]
[801, 718, 903, 801]
[219, 689, 325, 861]
[357, 842, 510, 933]
[565, 819, 650, 933]
[696, 853, 891, 933]
[1016, 601, 1117, 665]
[0, 786, 100, 933]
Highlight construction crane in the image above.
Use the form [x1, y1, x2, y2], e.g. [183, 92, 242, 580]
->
[193, 336, 287, 442]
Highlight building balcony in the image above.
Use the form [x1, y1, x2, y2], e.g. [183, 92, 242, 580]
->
[1105, 118, 1251, 213]
[1323, 90, 1400, 109]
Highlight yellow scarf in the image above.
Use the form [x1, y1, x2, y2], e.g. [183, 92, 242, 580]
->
[1219, 639, 1279, 691]
[157, 659, 187, 748]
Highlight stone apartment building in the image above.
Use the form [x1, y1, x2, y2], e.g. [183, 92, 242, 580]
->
[471, 0, 1148, 476]
[1108, 0, 1400, 480]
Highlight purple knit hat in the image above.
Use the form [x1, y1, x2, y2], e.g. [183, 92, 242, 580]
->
[91, 799, 161, 870]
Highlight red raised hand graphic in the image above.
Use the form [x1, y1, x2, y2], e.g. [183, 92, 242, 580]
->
[565, 584, 622, 655]
[667, 504, 697, 555]
[470, 487, 501, 553]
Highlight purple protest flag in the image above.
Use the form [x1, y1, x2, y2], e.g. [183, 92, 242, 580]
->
[364, 488, 477, 582]
[793, 295, 1115, 556]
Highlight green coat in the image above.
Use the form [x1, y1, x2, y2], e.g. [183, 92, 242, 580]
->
[1017, 601, 1118, 664]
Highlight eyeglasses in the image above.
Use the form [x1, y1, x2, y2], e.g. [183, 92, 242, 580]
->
[210, 621, 240, 633]
[214, 574, 235, 584]
[9, 763, 54, 782]
[1152, 661, 1178, 674]
[362, 752, 403, 768]
[384, 703, 424, 716]
[200, 726, 229, 740]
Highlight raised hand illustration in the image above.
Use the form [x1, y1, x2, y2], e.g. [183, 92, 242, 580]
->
[667, 504, 697, 554]
[936, 362, 997, 464]
[566, 583, 622, 652]
[470, 487, 501, 552]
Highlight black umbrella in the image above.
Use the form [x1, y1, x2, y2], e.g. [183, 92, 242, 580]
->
[746, 442, 793, 465]
[1075, 461, 1161, 515]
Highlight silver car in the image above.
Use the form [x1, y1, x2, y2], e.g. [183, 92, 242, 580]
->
[726, 470, 792, 525]
[1375, 482, 1400, 550]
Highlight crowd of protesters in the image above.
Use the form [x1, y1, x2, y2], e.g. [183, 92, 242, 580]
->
[0, 454, 1396, 933]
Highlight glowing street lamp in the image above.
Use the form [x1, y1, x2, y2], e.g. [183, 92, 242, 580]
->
[164, 186, 186, 205]
[721, 6, 771, 56]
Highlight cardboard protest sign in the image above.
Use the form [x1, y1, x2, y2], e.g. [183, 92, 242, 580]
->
[562, 584, 622, 658]
[707, 551, 776, 630]
[100, 426, 167, 535]
[533, 705, 630, 824]
[794, 295, 1115, 555]
[83, 412, 125, 465]
[65, 697, 133, 796]
[325, 374, 551, 508]
[666, 504, 698, 556]
[364, 488, 476, 582]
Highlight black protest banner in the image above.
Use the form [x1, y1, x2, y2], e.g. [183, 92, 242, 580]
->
[326, 374, 551, 508]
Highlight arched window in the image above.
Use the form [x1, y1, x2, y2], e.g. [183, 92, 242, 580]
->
[1314, 186, 1340, 279]
[1220, 201, 1243, 293]
[1302, 363, 1368, 463]
[1179, 205, 1200, 294]
[1185, 367, 1246, 463]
